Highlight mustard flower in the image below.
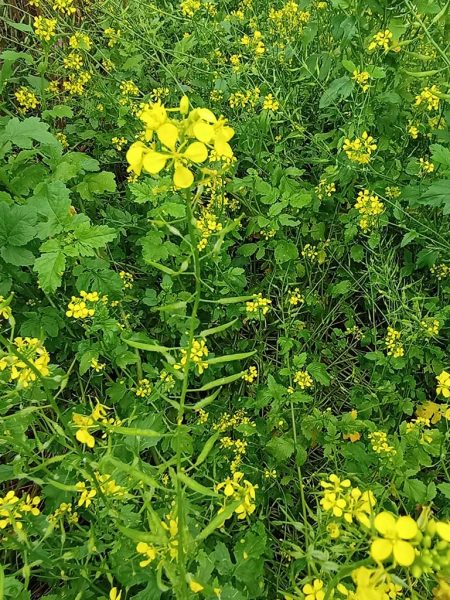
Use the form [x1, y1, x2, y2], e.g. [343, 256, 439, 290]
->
[302, 579, 325, 600]
[436, 371, 450, 398]
[33, 16, 57, 42]
[371, 511, 418, 566]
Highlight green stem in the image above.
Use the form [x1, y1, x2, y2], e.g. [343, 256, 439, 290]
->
[174, 188, 202, 597]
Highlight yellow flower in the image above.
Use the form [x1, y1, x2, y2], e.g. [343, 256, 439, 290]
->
[75, 482, 96, 508]
[109, 588, 122, 600]
[320, 492, 346, 517]
[33, 16, 57, 42]
[302, 579, 325, 600]
[415, 85, 440, 111]
[352, 69, 370, 92]
[436, 371, 450, 398]
[190, 109, 235, 158]
[189, 580, 204, 593]
[370, 511, 418, 566]
[0, 296, 12, 320]
[368, 30, 393, 52]
[75, 427, 95, 448]
[136, 541, 158, 567]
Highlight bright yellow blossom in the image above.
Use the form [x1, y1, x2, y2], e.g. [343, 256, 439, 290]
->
[371, 511, 418, 566]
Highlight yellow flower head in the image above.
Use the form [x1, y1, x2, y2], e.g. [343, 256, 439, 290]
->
[302, 579, 325, 600]
[436, 371, 450, 398]
[370, 511, 418, 566]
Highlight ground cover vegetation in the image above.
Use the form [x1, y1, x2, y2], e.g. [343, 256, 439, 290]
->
[1, 0, 450, 598]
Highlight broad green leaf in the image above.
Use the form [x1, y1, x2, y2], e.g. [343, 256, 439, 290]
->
[319, 76, 353, 108]
[274, 240, 299, 264]
[75, 171, 116, 200]
[72, 223, 117, 256]
[266, 437, 295, 461]
[307, 361, 331, 385]
[1, 116, 59, 149]
[0, 203, 36, 247]
[34, 251, 66, 293]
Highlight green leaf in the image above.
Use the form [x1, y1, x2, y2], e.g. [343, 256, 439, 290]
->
[403, 478, 427, 503]
[29, 181, 72, 237]
[266, 437, 295, 462]
[437, 482, 450, 500]
[0, 203, 36, 247]
[1, 116, 59, 149]
[319, 76, 353, 108]
[34, 251, 66, 293]
[72, 223, 117, 256]
[0, 246, 35, 266]
[307, 361, 331, 385]
[330, 279, 352, 297]
[274, 240, 298, 264]
[140, 231, 169, 263]
[75, 171, 116, 200]
[430, 143, 450, 170]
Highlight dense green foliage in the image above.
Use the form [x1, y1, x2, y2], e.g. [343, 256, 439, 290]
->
[1, 0, 450, 598]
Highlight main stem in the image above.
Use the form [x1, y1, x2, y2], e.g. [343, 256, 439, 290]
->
[175, 188, 202, 597]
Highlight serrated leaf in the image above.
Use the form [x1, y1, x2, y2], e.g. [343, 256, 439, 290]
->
[34, 251, 66, 293]
[274, 240, 298, 264]
[0, 203, 36, 247]
[1, 116, 59, 149]
[75, 171, 116, 200]
[72, 223, 116, 256]
[307, 361, 331, 385]
[266, 437, 295, 462]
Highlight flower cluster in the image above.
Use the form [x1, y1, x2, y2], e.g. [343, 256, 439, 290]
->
[246, 293, 271, 316]
[417, 400, 450, 424]
[288, 288, 304, 306]
[431, 263, 450, 280]
[419, 157, 434, 174]
[315, 179, 336, 199]
[212, 409, 255, 432]
[0, 491, 40, 530]
[420, 317, 440, 337]
[69, 31, 92, 50]
[262, 93, 279, 111]
[354, 189, 384, 231]
[229, 88, 260, 109]
[48, 502, 79, 525]
[196, 208, 223, 250]
[216, 471, 258, 519]
[320, 474, 376, 528]
[52, 0, 76, 14]
[180, 0, 201, 16]
[220, 436, 248, 472]
[241, 30, 265, 56]
[293, 369, 313, 389]
[242, 365, 258, 383]
[119, 270, 134, 288]
[343, 132, 377, 164]
[415, 85, 440, 111]
[126, 97, 235, 188]
[268, 1, 310, 42]
[135, 378, 152, 397]
[66, 291, 99, 319]
[104, 27, 121, 47]
[71, 402, 121, 448]
[62, 69, 92, 95]
[90, 358, 105, 372]
[0, 337, 50, 388]
[15, 86, 39, 113]
[174, 339, 209, 374]
[385, 326, 404, 358]
[368, 431, 396, 457]
[63, 51, 83, 70]
[352, 69, 370, 92]
[136, 513, 180, 567]
[368, 29, 393, 52]
[33, 16, 57, 42]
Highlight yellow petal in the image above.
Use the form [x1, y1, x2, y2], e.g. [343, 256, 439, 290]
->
[196, 108, 217, 123]
[436, 522, 450, 542]
[75, 428, 95, 448]
[184, 141, 208, 163]
[142, 151, 168, 174]
[393, 540, 415, 566]
[214, 139, 233, 158]
[395, 515, 418, 539]
[179, 95, 190, 114]
[126, 142, 147, 174]
[370, 538, 392, 562]
[193, 121, 214, 143]
[189, 580, 204, 593]
[173, 163, 194, 188]
[374, 511, 396, 535]
[157, 122, 179, 150]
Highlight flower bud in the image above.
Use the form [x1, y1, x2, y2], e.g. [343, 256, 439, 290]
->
[179, 95, 189, 115]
